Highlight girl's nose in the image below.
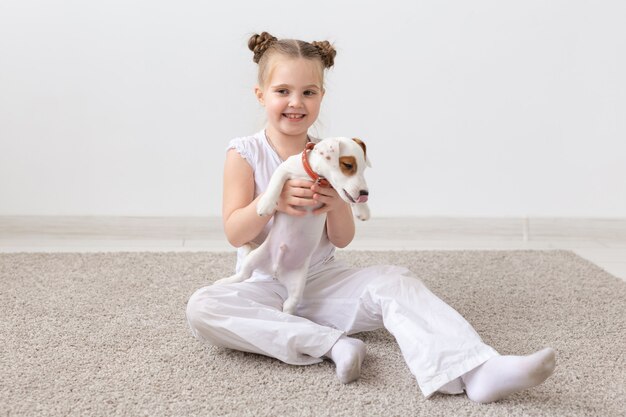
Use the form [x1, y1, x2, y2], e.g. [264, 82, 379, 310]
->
[289, 94, 303, 107]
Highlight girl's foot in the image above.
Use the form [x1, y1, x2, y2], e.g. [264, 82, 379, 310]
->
[325, 336, 366, 384]
[462, 347, 556, 403]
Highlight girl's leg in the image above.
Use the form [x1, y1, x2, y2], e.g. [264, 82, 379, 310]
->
[185, 280, 344, 366]
[299, 262, 555, 400]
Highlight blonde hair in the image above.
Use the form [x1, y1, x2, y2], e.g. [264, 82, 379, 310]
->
[248, 32, 337, 88]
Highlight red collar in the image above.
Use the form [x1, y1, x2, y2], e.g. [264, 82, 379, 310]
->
[301, 142, 330, 187]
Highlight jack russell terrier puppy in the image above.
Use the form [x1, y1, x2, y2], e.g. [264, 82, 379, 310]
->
[214, 137, 371, 315]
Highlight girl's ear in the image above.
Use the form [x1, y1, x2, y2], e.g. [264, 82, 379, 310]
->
[254, 86, 264, 105]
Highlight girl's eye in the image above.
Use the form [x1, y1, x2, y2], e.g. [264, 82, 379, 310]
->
[276, 89, 289, 95]
[304, 90, 317, 96]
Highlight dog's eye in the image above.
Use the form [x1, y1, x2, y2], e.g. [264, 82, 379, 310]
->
[341, 162, 353, 170]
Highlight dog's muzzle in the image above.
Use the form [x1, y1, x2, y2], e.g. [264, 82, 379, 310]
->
[344, 189, 369, 203]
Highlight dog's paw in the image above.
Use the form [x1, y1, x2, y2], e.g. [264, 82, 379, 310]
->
[353, 203, 370, 221]
[282, 297, 299, 315]
[257, 195, 278, 216]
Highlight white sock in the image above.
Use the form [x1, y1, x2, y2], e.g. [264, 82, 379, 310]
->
[462, 347, 556, 403]
[324, 336, 366, 384]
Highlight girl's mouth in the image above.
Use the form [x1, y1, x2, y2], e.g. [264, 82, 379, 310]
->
[283, 113, 305, 119]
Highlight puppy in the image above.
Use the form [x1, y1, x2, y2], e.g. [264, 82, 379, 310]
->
[214, 137, 371, 314]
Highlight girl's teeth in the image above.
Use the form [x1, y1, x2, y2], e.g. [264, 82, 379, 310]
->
[284, 114, 304, 119]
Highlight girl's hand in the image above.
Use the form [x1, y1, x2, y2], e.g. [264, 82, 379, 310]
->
[311, 183, 349, 216]
[277, 179, 318, 216]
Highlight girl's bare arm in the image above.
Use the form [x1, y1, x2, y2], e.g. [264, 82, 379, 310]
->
[222, 150, 271, 247]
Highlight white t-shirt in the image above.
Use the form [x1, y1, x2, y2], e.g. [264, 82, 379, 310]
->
[226, 130, 336, 281]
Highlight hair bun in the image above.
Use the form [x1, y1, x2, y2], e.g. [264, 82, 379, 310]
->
[248, 32, 278, 63]
[312, 40, 336, 68]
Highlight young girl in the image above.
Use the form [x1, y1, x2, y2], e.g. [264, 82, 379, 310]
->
[186, 32, 556, 403]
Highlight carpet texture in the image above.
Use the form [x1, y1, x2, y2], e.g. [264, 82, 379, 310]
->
[1, 250, 625, 417]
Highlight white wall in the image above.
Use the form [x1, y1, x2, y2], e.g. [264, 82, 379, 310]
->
[1, 0, 624, 217]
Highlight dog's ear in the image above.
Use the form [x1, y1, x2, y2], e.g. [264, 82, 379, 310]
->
[313, 138, 340, 164]
[352, 138, 372, 168]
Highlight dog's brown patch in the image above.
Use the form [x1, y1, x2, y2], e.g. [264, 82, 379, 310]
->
[339, 156, 357, 176]
[352, 138, 367, 159]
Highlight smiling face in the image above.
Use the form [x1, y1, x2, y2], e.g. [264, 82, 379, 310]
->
[255, 57, 324, 141]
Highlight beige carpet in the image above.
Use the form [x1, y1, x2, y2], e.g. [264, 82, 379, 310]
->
[1, 250, 625, 417]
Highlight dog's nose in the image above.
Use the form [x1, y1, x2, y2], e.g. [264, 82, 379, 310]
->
[357, 190, 369, 203]
[359, 190, 369, 196]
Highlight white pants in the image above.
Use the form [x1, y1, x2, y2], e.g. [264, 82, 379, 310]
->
[186, 259, 498, 397]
